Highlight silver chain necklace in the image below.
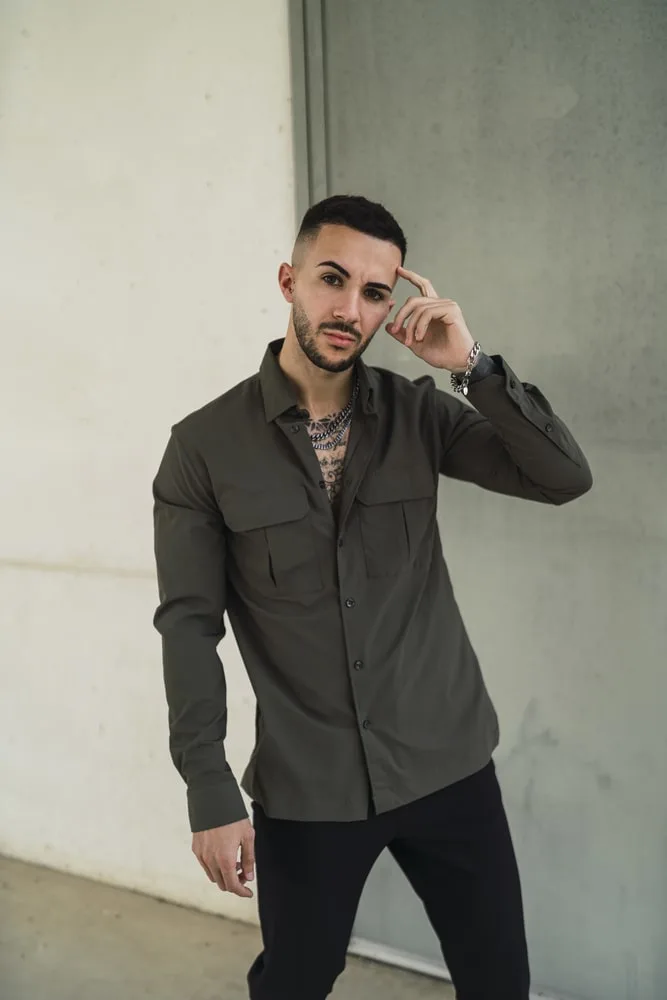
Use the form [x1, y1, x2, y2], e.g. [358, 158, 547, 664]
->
[309, 375, 360, 451]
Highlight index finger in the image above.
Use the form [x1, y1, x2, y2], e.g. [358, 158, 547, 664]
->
[397, 265, 437, 298]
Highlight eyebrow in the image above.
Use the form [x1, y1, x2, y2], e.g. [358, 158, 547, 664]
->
[316, 260, 393, 295]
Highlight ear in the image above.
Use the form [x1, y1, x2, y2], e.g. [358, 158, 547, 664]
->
[278, 262, 295, 303]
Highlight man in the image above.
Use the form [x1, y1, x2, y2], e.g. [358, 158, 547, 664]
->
[152, 194, 592, 999]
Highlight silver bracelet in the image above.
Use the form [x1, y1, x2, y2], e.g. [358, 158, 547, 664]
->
[450, 341, 482, 397]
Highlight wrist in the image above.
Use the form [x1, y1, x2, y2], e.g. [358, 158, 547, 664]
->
[448, 344, 477, 373]
[450, 358, 478, 375]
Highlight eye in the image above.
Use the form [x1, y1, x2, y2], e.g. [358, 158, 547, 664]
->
[321, 274, 385, 303]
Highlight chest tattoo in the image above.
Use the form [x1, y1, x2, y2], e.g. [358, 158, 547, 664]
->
[307, 412, 351, 509]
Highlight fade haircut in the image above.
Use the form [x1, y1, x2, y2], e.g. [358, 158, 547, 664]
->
[293, 194, 407, 266]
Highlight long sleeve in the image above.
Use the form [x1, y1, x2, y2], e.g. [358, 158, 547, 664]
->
[437, 355, 592, 504]
[152, 427, 247, 832]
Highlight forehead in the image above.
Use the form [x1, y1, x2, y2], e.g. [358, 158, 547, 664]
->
[309, 224, 400, 283]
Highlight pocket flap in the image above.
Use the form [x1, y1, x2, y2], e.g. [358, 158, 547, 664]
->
[356, 471, 435, 506]
[224, 488, 309, 532]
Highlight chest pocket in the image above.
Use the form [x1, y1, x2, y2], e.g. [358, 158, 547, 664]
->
[224, 487, 322, 595]
[355, 471, 436, 578]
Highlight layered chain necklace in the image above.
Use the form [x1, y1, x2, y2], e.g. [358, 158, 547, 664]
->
[308, 374, 360, 451]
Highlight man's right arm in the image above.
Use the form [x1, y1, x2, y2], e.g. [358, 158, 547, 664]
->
[152, 426, 248, 834]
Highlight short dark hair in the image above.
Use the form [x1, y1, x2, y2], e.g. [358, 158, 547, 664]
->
[295, 194, 407, 264]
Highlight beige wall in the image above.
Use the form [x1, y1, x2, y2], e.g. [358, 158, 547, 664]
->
[0, 0, 295, 925]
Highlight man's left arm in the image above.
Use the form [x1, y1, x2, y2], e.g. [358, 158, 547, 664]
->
[387, 265, 592, 505]
[437, 353, 593, 505]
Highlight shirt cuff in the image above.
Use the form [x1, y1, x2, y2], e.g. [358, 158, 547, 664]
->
[463, 352, 502, 384]
[187, 780, 248, 833]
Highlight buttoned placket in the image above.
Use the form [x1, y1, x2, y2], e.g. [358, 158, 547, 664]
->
[276, 406, 385, 807]
[332, 410, 387, 806]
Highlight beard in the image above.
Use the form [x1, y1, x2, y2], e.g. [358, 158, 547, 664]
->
[292, 298, 376, 373]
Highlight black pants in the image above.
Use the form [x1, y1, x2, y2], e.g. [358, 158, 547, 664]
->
[247, 760, 530, 999]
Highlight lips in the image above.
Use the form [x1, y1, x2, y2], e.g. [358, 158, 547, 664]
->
[323, 330, 356, 345]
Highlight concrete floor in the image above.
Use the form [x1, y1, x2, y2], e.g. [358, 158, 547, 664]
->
[1, 855, 455, 1000]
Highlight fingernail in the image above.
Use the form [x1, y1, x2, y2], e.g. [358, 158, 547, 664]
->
[246, 872, 254, 881]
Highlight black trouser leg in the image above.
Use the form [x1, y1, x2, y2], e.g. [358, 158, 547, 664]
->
[389, 762, 530, 1000]
[247, 802, 386, 1000]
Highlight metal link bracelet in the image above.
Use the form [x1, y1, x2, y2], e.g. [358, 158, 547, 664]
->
[450, 341, 482, 397]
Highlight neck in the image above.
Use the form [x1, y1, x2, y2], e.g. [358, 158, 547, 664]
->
[278, 332, 355, 422]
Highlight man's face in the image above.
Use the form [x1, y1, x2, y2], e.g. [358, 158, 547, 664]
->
[283, 224, 400, 373]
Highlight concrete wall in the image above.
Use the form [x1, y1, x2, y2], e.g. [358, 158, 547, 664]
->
[0, 0, 295, 925]
[316, 3, 667, 997]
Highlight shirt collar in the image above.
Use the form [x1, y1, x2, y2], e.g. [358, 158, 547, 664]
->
[259, 338, 377, 423]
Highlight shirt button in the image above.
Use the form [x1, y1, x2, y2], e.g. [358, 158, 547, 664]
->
[362, 719, 371, 729]
[319, 480, 327, 489]
[345, 598, 356, 609]
[291, 424, 300, 434]
[545, 422, 553, 433]
[509, 378, 516, 390]
[338, 537, 344, 547]
[353, 660, 364, 670]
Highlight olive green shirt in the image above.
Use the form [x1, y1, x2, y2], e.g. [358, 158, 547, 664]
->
[152, 340, 592, 832]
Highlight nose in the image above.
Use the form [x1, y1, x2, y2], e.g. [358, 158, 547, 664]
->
[332, 289, 362, 328]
